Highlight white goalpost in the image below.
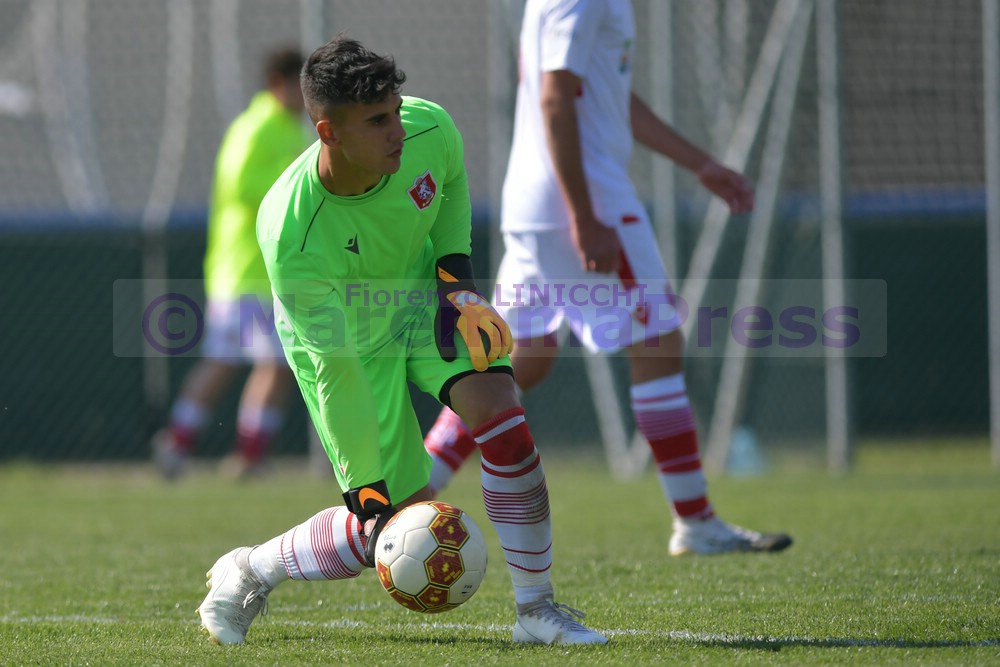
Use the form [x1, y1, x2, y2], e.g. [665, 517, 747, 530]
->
[141, 0, 194, 428]
[0, 0, 993, 469]
[570, 0, 860, 475]
[480, 0, 999, 478]
[816, 0, 850, 473]
[584, 0, 827, 477]
[300, 0, 336, 476]
[677, 0, 804, 323]
[984, 0, 1000, 470]
[701, 0, 814, 471]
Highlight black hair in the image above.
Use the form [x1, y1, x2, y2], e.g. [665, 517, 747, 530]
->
[263, 46, 305, 83]
[300, 35, 406, 122]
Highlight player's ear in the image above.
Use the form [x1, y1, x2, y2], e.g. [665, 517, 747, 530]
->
[316, 119, 339, 147]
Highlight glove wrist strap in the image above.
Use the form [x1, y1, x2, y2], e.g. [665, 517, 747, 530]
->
[436, 253, 478, 295]
[343, 480, 393, 522]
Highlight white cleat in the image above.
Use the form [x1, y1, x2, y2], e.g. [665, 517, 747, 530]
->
[197, 547, 271, 645]
[669, 516, 792, 556]
[513, 590, 608, 645]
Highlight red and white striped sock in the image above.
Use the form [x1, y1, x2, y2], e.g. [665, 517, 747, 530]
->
[235, 406, 285, 462]
[631, 374, 714, 520]
[250, 506, 366, 587]
[474, 407, 552, 603]
[168, 398, 209, 452]
[424, 407, 477, 495]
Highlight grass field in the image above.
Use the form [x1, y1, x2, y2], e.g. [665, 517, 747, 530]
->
[1, 439, 998, 666]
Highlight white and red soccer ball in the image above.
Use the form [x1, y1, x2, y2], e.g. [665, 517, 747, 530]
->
[374, 501, 488, 613]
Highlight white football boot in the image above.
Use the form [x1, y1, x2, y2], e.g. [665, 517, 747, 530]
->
[197, 547, 271, 645]
[668, 516, 792, 556]
[513, 587, 608, 645]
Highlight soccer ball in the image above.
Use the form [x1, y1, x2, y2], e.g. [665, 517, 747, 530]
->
[374, 500, 488, 613]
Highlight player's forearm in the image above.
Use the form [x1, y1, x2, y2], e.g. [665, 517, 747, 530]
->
[630, 92, 712, 173]
[429, 173, 473, 259]
[540, 73, 598, 226]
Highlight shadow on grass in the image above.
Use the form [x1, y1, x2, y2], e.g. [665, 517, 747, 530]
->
[689, 635, 1000, 652]
[264, 622, 513, 649]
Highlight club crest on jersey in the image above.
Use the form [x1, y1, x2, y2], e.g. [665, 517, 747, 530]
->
[407, 170, 437, 210]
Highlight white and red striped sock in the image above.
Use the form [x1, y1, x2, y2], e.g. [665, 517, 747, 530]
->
[168, 398, 209, 452]
[473, 407, 553, 603]
[631, 374, 715, 520]
[235, 406, 285, 462]
[249, 506, 366, 588]
[424, 407, 477, 495]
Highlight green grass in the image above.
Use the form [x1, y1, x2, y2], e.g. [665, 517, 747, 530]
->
[1, 439, 998, 666]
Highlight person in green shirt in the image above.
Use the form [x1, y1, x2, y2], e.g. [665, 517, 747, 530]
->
[152, 48, 309, 479]
[196, 36, 607, 647]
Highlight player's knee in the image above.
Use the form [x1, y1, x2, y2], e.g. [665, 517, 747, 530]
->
[448, 372, 520, 427]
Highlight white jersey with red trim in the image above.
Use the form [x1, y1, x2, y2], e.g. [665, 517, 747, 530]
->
[501, 0, 638, 232]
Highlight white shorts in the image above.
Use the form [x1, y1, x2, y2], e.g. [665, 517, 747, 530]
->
[494, 213, 682, 354]
[201, 297, 285, 363]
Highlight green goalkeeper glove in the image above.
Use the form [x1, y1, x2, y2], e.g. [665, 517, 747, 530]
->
[434, 254, 513, 372]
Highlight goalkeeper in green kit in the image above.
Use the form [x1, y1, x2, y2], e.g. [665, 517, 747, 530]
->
[196, 36, 607, 647]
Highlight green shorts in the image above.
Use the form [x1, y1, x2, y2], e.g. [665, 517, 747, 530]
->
[294, 304, 512, 502]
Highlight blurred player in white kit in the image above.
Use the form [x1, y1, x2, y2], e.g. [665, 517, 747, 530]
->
[424, 0, 793, 556]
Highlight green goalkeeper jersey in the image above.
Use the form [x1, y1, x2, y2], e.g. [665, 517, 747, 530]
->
[257, 96, 472, 490]
[204, 91, 309, 299]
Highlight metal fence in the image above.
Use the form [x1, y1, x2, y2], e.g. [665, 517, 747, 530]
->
[0, 0, 994, 468]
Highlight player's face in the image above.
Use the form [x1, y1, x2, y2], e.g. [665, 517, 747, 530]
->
[328, 93, 406, 178]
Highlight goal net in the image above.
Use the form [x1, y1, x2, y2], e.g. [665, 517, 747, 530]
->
[0, 0, 993, 470]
